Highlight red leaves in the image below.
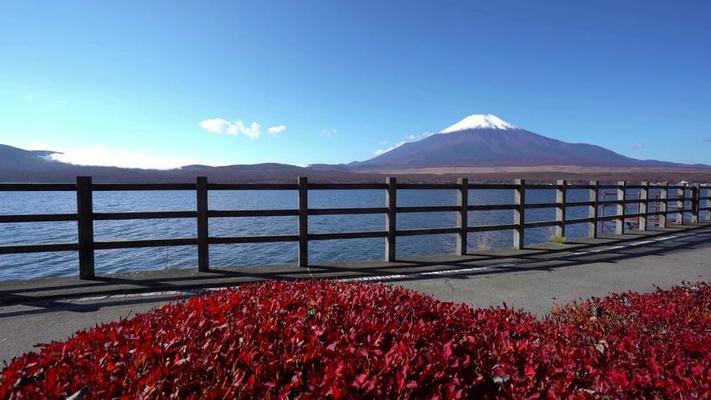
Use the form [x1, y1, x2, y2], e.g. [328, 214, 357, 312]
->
[1, 281, 710, 399]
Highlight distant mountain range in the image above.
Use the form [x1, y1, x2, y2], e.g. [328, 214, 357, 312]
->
[1, 114, 707, 183]
[0, 144, 350, 183]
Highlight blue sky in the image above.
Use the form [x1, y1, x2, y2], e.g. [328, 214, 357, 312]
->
[1, 0, 710, 168]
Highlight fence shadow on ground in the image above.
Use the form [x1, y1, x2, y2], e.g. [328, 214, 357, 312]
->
[0, 224, 709, 320]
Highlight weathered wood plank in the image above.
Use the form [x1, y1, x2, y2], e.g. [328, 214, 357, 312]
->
[196, 176, 209, 272]
[0, 243, 78, 254]
[525, 202, 559, 209]
[76, 177, 94, 279]
[615, 181, 626, 234]
[524, 220, 560, 229]
[308, 183, 387, 190]
[555, 179, 566, 237]
[457, 178, 468, 255]
[209, 235, 299, 244]
[396, 183, 459, 190]
[207, 183, 298, 190]
[309, 207, 386, 215]
[93, 211, 197, 220]
[468, 183, 517, 190]
[468, 223, 519, 232]
[639, 181, 649, 231]
[396, 205, 460, 213]
[396, 227, 459, 236]
[94, 238, 197, 249]
[298, 177, 308, 267]
[309, 231, 387, 240]
[467, 204, 517, 211]
[0, 183, 76, 191]
[209, 209, 298, 217]
[513, 179, 525, 250]
[385, 177, 397, 262]
[588, 180, 599, 238]
[0, 213, 77, 223]
[93, 183, 195, 191]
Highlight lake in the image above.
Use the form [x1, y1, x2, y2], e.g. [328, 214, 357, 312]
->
[0, 187, 690, 280]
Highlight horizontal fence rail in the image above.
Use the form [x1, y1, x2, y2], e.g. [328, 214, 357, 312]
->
[0, 177, 710, 279]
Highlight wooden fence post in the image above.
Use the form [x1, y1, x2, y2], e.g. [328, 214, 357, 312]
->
[196, 176, 209, 272]
[691, 183, 700, 224]
[555, 179, 566, 238]
[639, 181, 649, 231]
[513, 179, 525, 250]
[588, 180, 599, 238]
[659, 182, 668, 228]
[457, 178, 468, 255]
[615, 181, 626, 235]
[76, 176, 95, 279]
[676, 186, 685, 224]
[298, 176, 308, 267]
[385, 177, 397, 261]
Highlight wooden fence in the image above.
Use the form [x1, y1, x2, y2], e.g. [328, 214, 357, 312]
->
[1, 177, 709, 279]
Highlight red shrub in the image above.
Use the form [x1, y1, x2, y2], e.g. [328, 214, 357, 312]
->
[1, 281, 709, 399]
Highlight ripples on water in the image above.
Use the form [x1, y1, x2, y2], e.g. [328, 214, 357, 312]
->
[0, 187, 702, 280]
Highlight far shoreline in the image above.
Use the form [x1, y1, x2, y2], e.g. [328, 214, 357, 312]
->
[2, 165, 710, 185]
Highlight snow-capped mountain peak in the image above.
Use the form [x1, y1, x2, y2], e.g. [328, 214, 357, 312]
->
[440, 114, 518, 133]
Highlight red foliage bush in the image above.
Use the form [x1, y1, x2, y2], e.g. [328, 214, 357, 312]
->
[1, 281, 709, 399]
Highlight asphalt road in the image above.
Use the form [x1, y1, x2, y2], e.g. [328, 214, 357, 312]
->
[396, 230, 711, 315]
[1, 226, 710, 364]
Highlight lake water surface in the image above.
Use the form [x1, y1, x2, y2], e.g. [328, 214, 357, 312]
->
[0, 187, 701, 280]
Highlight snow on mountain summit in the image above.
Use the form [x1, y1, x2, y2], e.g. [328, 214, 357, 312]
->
[440, 114, 518, 133]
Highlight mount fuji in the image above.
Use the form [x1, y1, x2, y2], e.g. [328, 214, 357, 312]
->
[356, 114, 687, 169]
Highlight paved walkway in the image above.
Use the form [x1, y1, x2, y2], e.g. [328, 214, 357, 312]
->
[1, 224, 710, 363]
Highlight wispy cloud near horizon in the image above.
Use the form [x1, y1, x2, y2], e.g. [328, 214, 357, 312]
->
[374, 141, 406, 156]
[373, 132, 433, 156]
[321, 128, 337, 138]
[49, 146, 198, 169]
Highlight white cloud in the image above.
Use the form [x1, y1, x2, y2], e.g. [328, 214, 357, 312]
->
[49, 146, 197, 170]
[321, 128, 337, 138]
[374, 141, 406, 156]
[198, 118, 232, 134]
[631, 143, 645, 150]
[373, 132, 433, 156]
[268, 125, 287, 134]
[199, 118, 261, 139]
